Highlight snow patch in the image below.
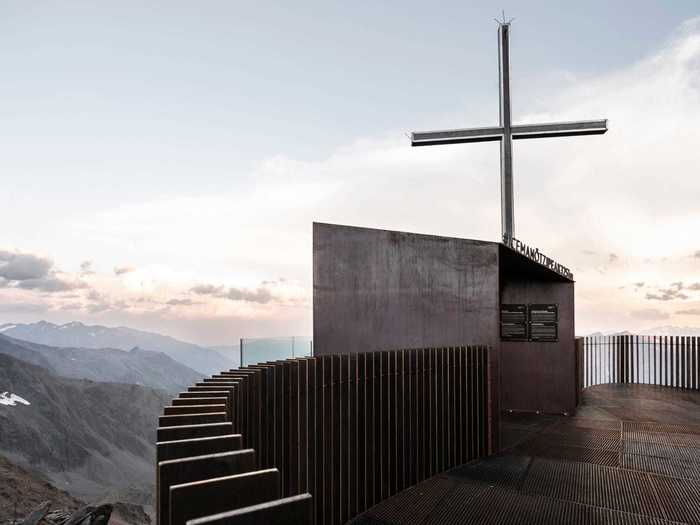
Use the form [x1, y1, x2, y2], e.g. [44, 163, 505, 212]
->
[0, 324, 16, 333]
[0, 392, 31, 406]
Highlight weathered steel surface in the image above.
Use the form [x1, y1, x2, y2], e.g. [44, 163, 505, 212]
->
[156, 346, 491, 525]
[170, 468, 280, 525]
[186, 494, 313, 525]
[172, 397, 228, 407]
[158, 412, 227, 428]
[353, 384, 700, 524]
[157, 449, 256, 525]
[156, 434, 242, 463]
[313, 222, 505, 446]
[499, 265, 576, 415]
[157, 422, 234, 443]
[313, 223, 500, 355]
[163, 404, 227, 416]
[314, 222, 578, 431]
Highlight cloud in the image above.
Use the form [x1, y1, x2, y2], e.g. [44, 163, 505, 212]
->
[0, 251, 53, 281]
[676, 308, 700, 315]
[80, 260, 95, 276]
[82, 292, 133, 315]
[134, 296, 159, 304]
[0, 249, 88, 295]
[87, 289, 105, 302]
[0, 302, 48, 314]
[86, 303, 111, 314]
[59, 302, 84, 311]
[223, 287, 273, 304]
[190, 283, 273, 304]
[630, 309, 670, 321]
[645, 289, 689, 301]
[114, 265, 136, 276]
[643, 281, 700, 301]
[190, 284, 225, 295]
[166, 298, 200, 306]
[16, 276, 88, 293]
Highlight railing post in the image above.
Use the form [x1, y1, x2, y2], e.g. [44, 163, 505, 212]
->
[692, 337, 698, 390]
[616, 335, 622, 383]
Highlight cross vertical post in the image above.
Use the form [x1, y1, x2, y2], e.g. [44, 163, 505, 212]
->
[498, 22, 514, 240]
[410, 20, 607, 243]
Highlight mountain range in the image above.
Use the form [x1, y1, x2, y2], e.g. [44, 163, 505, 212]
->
[0, 334, 201, 394]
[585, 325, 700, 337]
[0, 321, 237, 374]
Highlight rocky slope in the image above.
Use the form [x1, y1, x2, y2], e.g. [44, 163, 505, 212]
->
[0, 353, 167, 507]
[0, 454, 81, 523]
[0, 454, 151, 524]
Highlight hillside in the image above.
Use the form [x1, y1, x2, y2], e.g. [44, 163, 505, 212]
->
[0, 334, 201, 394]
[0, 353, 167, 507]
[0, 453, 82, 523]
[0, 453, 151, 525]
[0, 321, 235, 374]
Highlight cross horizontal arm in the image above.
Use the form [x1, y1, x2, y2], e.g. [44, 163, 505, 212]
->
[411, 126, 504, 147]
[411, 119, 607, 147]
[512, 119, 607, 140]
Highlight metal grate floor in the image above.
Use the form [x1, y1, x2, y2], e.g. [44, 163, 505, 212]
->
[351, 384, 700, 525]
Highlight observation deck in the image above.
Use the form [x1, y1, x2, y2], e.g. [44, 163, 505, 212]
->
[353, 383, 700, 525]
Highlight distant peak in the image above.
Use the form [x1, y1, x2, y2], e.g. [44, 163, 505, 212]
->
[34, 320, 57, 329]
[62, 321, 85, 328]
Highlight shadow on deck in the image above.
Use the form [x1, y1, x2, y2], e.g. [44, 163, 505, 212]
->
[352, 384, 700, 524]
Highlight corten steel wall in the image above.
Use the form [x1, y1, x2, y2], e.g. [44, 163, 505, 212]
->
[581, 335, 700, 390]
[499, 276, 576, 414]
[312, 223, 501, 354]
[313, 222, 501, 453]
[156, 346, 491, 525]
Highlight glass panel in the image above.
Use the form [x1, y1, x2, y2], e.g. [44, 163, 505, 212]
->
[241, 336, 313, 366]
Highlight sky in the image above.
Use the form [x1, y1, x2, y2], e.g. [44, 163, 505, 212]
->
[2, 1, 700, 345]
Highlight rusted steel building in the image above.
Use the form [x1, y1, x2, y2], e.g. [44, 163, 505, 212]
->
[313, 222, 577, 423]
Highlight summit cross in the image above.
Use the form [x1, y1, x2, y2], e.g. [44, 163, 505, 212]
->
[410, 19, 608, 241]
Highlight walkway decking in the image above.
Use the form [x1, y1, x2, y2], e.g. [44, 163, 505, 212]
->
[352, 384, 700, 524]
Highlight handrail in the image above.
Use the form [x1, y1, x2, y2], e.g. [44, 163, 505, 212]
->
[577, 335, 700, 391]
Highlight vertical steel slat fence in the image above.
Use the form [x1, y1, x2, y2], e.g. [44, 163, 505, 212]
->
[158, 346, 492, 525]
[579, 335, 700, 390]
[231, 346, 492, 525]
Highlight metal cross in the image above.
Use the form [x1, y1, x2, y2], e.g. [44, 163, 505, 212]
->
[411, 21, 608, 241]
